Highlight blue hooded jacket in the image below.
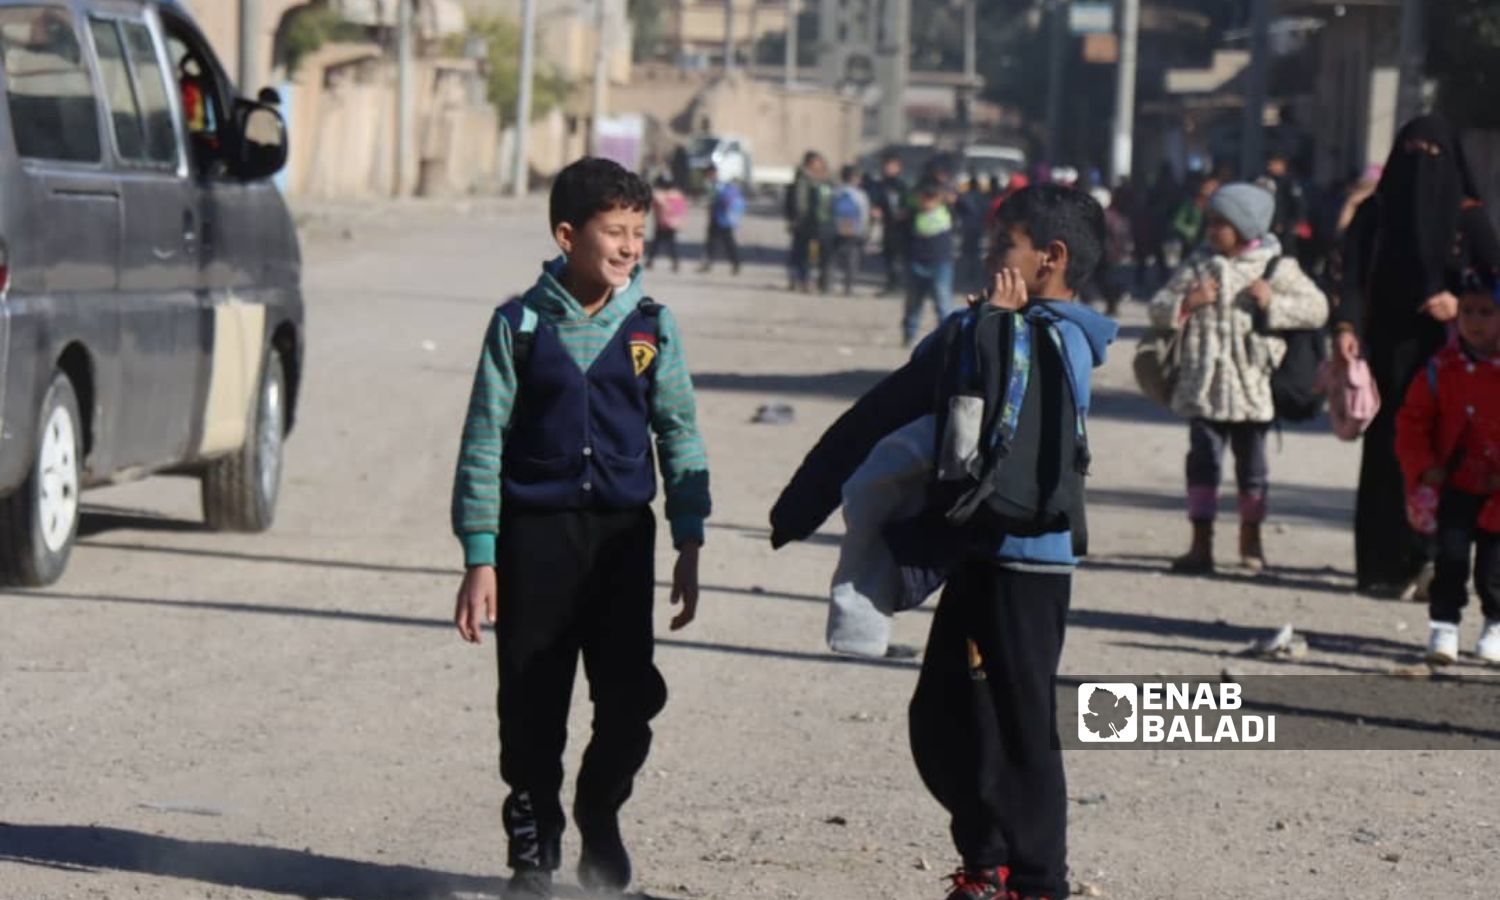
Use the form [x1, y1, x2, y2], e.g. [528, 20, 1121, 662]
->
[769, 299, 1117, 570]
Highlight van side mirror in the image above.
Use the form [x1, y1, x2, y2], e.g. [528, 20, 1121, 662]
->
[232, 100, 288, 181]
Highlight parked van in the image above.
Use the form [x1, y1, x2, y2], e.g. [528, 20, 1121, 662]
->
[0, 0, 302, 586]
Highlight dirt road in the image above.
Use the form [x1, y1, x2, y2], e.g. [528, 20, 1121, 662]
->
[2, 200, 1494, 900]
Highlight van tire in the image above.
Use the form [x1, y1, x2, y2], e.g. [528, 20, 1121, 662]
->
[201, 349, 284, 532]
[0, 375, 83, 587]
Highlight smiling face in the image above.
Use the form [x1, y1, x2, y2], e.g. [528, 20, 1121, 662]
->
[554, 204, 648, 291]
[1458, 291, 1500, 356]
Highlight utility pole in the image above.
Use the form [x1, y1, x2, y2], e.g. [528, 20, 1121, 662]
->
[961, 0, 977, 151]
[1110, 0, 1139, 184]
[1043, 0, 1067, 166]
[785, 0, 798, 88]
[238, 0, 261, 93]
[723, 0, 735, 73]
[1238, 0, 1270, 179]
[590, 0, 609, 155]
[511, 0, 538, 197]
[1395, 0, 1425, 126]
[395, 0, 413, 196]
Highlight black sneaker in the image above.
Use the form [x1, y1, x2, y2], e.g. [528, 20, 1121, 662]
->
[943, 866, 1009, 900]
[576, 814, 631, 894]
[504, 867, 553, 899]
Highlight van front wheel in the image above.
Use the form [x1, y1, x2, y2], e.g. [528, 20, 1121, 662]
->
[201, 349, 285, 532]
[0, 374, 83, 586]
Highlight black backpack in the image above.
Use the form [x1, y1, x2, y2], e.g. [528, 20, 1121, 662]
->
[1257, 257, 1327, 422]
[884, 307, 1090, 576]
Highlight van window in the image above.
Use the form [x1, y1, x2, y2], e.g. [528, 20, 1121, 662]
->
[88, 17, 177, 167]
[0, 7, 101, 163]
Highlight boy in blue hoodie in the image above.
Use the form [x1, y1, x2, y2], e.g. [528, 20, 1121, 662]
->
[770, 185, 1116, 900]
[451, 157, 711, 899]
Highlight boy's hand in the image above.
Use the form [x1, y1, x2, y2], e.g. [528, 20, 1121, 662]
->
[1420, 467, 1446, 488]
[1247, 279, 1273, 309]
[970, 267, 1027, 310]
[1184, 277, 1219, 312]
[1333, 329, 1360, 367]
[455, 566, 497, 644]
[1420, 291, 1459, 323]
[670, 543, 701, 631]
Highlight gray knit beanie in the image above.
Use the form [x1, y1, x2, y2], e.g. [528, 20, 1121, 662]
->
[1207, 182, 1276, 242]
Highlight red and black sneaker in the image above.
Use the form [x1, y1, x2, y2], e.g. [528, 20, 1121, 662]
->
[943, 866, 1011, 900]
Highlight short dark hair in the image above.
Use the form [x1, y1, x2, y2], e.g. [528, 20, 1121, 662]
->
[549, 157, 652, 232]
[993, 184, 1106, 291]
[840, 164, 857, 183]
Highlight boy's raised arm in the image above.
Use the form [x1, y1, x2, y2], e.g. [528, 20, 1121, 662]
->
[769, 342, 945, 547]
[451, 310, 520, 568]
[648, 307, 712, 550]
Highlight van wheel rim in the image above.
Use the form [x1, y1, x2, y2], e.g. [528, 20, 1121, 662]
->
[258, 372, 282, 503]
[38, 405, 79, 554]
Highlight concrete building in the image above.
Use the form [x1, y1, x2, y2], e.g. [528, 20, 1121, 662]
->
[816, 0, 908, 143]
[658, 0, 790, 66]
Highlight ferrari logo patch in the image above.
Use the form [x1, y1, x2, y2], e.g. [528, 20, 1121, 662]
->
[629, 332, 658, 376]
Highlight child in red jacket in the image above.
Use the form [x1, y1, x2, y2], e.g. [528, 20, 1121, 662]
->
[1395, 269, 1500, 665]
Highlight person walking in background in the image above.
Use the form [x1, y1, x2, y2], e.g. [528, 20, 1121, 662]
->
[1169, 175, 1219, 257]
[868, 151, 910, 296]
[902, 178, 956, 347]
[1395, 269, 1500, 665]
[1338, 114, 1500, 597]
[1132, 164, 1174, 291]
[1100, 187, 1135, 316]
[1263, 151, 1306, 260]
[954, 173, 988, 295]
[787, 151, 828, 293]
[646, 174, 687, 272]
[830, 164, 871, 295]
[1148, 183, 1329, 573]
[700, 164, 744, 275]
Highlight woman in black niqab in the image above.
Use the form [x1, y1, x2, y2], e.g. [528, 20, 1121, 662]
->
[1336, 115, 1500, 595]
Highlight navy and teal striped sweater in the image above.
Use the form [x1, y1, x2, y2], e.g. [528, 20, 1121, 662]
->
[451, 257, 711, 566]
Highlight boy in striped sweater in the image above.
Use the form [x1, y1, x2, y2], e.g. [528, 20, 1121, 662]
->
[451, 157, 711, 899]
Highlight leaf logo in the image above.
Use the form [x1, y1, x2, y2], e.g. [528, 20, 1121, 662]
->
[1077, 683, 1138, 743]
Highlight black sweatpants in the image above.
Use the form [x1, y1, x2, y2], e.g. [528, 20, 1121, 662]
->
[495, 506, 666, 872]
[1429, 489, 1500, 626]
[704, 222, 739, 272]
[647, 226, 679, 271]
[910, 561, 1072, 898]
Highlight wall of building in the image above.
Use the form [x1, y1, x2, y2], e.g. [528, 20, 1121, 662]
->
[282, 44, 503, 198]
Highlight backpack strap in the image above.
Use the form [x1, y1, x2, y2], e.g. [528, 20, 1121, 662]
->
[497, 297, 539, 376]
[992, 312, 1032, 453]
[1042, 324, 1092, 476]
[1261, 254, 1283, 284]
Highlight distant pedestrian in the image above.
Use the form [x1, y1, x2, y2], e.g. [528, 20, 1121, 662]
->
[830, 164, 871, 295]
[1262, 151, 1306, 259]
[787, 151, 829, 292]
[902, 178, 956, 346]
[1148, 183, 1329, 573]
[1395, 269, 1500, 665]
[867, 151, 911, 295]
[646, 175, 687, 272]
[954, 175, 988, 294]
[700, 164, 744, 275]
[1337, 114, 1500, 597]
